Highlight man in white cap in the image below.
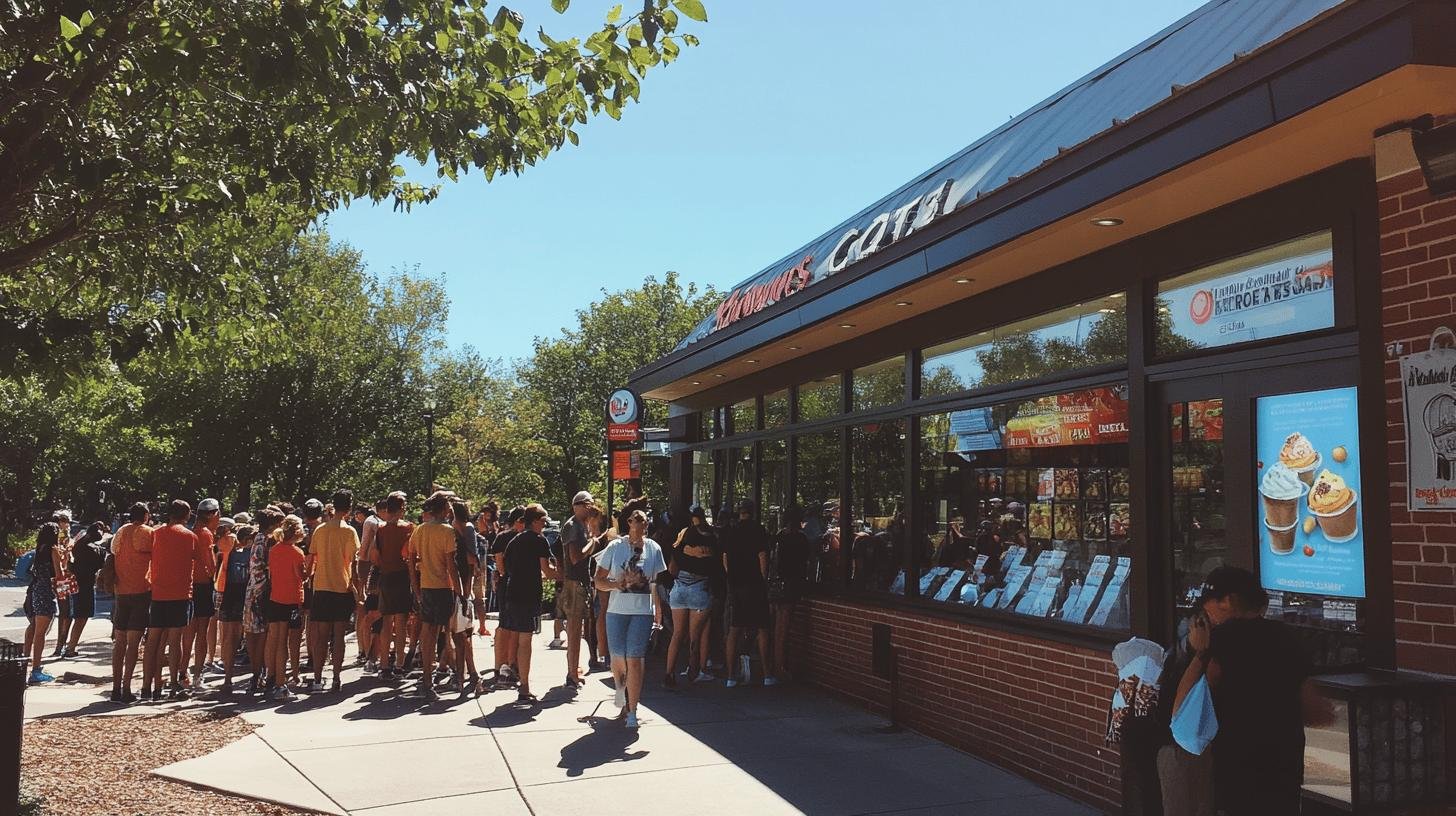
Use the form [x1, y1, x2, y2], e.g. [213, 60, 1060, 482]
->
[557, 491, 596, 688]
[183, 498, 220, 687]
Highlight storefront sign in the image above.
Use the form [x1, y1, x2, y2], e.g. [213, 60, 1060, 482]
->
[1161, 235, 1335, 350]
[1255, 387, 1364, 598]
[826, 179, 955, 273]
[606, 388, 642, 443]
[711, 255, 813, 334]
[1401, 346, 1456, 509]
[1004, 385, 1129, 448]
[611, 449, 641, 481]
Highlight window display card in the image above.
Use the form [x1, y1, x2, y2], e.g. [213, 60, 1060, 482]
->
[1089, 557, 1132, 627]
[998, 565, 1034, 609]
[888, 570, 907, 595]
[1321, 598, 1357, 622]
[934, 569, 967, 602]
[1028, 576, 1062, 617]
[919, 566, 949, 595]
[1064, 554, 1112, 624]
[1037, 469, 1056, 501]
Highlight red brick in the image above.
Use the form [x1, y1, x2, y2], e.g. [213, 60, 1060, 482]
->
[1393, 542, 1424, 561]
[1382, 232, 1409, 253]
[1410, 298, 1454, 319]
[1397, 641, 1456, 674]
[1422, 197, 1456, 223]
[1378, 171, 1426, 199]
[1407, 220, 1456, 247]
[1383, 246, 1431, 270]
[1424, 524, 1456, 544]
[1403, 188, 1437, 210]
[1380, 196, 1403, 219]
[1396, 620, 1433, 643]
[1395, 582, 1455, 604]
[1413, 564, 1455, 585]
[1407, 258, 1453, 283]
[1382, 209, 1425, 233]
[1385, 281, 1430, 304]
[1421, 545, 1448, 563]
[1415, 604, 1456, 624]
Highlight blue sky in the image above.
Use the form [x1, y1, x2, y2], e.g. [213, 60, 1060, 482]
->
[323, 0, 1205, 364]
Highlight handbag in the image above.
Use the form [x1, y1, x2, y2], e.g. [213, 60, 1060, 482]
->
[53, 573, 78, 600]
[451, 596, 472, 634]
[1170, 675, 1219, 755]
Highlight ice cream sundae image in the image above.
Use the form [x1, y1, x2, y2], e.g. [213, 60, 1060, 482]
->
[1260, 464, 1304, 555]
[1279, 432, 1321, 486]
[1307, 469, 1359, 542]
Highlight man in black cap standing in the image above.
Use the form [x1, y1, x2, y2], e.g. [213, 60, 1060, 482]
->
[1171, 566, 1332, 815]
[720, 499, 771, 688]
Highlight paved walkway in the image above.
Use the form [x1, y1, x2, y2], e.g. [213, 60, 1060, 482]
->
[11, 581, 1103, 816]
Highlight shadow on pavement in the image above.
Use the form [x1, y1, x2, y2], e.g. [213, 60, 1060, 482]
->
[555, 721, 647, 779]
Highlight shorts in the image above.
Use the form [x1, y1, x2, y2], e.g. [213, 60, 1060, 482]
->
[378, 570, 411, 615]
[418, 588, 454, 627]
[556, 581, 588, 618]
[669, 574, 711, 611]
[311, 590, 354, 623]
[265, 600, 301, 625]
[498, 599, 539, 634]
[192, 582, 216, 618]
[72, 576, 97, 619]
[728, 583, 770, 630]
[149, 598, 192, 629]
[218, 585, 245, 623]
[112, 592, 150, 631]
[606, 612, 653, 659]
[23, 582, 58, 620]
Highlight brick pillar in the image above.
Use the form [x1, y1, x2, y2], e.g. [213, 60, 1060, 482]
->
[1376, 125, 1456, 676]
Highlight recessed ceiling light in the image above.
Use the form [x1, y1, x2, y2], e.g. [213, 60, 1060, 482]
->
[894, 301, 912, 307]
[691, 380, 702, 385]
[1091, 217, 1124, 227]
[953, 277, 973, 284]
[787, 345, 801, 350]
[714, 373, 725, 378]
[745, 359, 758, 364]
[839, 323, 856, 329]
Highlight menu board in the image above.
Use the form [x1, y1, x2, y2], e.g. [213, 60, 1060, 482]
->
[1255, 387, 1365, 598]
[1004, 385, 1130, 448]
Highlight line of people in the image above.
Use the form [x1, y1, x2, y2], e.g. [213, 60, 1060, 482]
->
[19, 487, 812, 728]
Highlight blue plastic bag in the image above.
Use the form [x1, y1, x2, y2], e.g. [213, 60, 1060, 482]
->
[1171, 675, 1219, 755]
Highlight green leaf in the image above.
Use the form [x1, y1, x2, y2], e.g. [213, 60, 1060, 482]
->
[434, 30, 450, 52]
[551, 0, 570, 12]
[79, 10, 94, 28]
[59, 15, 82, 40]
[606, 4, 623, 24]
[671, 0, 707, 22]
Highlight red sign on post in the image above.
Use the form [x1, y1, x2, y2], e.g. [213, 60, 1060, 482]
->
[611, 449, 640, 481]
[607, 423, 640, 443]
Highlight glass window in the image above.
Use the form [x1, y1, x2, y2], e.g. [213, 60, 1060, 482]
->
[731, 399, 757, 435]
[853, 356, 905, 412]
[1158, 231, 1334, 355]
[723, 445, 753, 514]
[797, 374, 843, 423]
[761, 438, 788, 533]
[1170, 400, 1226, 618]
[764, 389, 789, 430]
[915, 383, 1132, 629]
[795, 430, 842, 587]
[921, 297, 1127, 398]
[701, 407, 724, 441]
[692, 450, 715, 522]
[850, 419, 907, 593]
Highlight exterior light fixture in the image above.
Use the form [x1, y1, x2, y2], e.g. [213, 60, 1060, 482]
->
[691, 380, 702, 385]
[1091, 217, 1124, 227]
[839, 323, 856, 329]
[787, 345, 801, 350]
[894, 301, 912, 307]
[953, 277, 973, 284]
[745, 359, 758, 364]
[1413, 115, 1456, 197]
[713, 373, 725, 378]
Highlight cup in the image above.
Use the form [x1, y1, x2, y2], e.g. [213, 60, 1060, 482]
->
[1266, 518, 1298, 555]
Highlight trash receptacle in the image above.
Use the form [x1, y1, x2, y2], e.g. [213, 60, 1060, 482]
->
[0, 639, 26, 815]
[14, 551, 31, 583]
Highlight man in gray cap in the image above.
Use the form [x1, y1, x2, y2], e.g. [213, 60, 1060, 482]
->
[556, 491, 597, 687]
[183, 498, 221, 687]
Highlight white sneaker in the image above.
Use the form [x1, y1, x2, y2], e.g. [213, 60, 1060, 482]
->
[614, 683, 626, 708]
[306, 679, 326, 693]
[763, 676, 779, 687]
[693, 671, 715, 683]
[725, 678, 739, 688]
[625, 711, 639, 729]
[547, 638, 563, 650]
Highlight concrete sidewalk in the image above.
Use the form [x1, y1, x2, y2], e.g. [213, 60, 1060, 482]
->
[18, 608, 1104, 816]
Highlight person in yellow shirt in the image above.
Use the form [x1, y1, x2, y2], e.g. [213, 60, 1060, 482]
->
[305, 488, 360, 692]
[408, 491, 459, 699]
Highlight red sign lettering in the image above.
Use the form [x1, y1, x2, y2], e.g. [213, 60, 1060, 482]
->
[711, 255, 814, 334]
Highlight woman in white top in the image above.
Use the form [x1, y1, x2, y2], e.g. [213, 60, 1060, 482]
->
[593, 510, 665, 728]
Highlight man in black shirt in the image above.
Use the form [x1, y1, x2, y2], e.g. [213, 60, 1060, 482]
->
[721, 499, 770, 688]
[1172, 566, 1332, 815]
[497, 504, 557, 703]
[490, 506, 525, 685]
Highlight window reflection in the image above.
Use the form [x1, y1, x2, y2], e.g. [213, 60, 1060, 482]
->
[764, 389, 789, 430]
[723, 446, 753, 517]
[761, 438, 788, 533]
[692, 450, 715, 523]
[921, 297, 1127, 398]
[731, 398, 757, 435]
[853, 356, 905, 412]
[797, 374, 843, 422]
[795, 430, 842, 586]
[850, 419, 907, 593]
[916, 384, 1132, 629]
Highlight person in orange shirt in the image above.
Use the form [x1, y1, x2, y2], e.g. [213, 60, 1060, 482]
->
[110, 502, 154, 703]
[305, 488, 360, 693]
[407, 491, 460, 700]
[183, 498, 220, 688]
[143, 500, 205, 700]
[266, 515, 308, 701]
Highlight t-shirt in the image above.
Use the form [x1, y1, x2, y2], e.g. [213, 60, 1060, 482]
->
[150, 523, 200, 602]
[502, 529, 551, 605]
[672, 525, 720, 580]
[1208, 617, 1310, 811]
[192, 526, 217, 583]
[407, 521, 456, 590]
[489, 529, 518, 558]
[454, 523, 479, 583]
[309, 520, 359, 593]
[722, 521, 769, 587]
[771, 529, 810, 589]
[360, 513, 383, 562]
[268, 542, 306, 605]
[600, 537, 666, 616]
[112, 523, 154, 595]
[374, 521, 413, 573]
[559, 517, 592, 583]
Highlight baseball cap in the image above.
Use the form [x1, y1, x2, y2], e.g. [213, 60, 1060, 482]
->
[232, 511, 253, 525]
[572, 490, 594, 506]
[197, 498, 220, 514]
[218, 516, 236, 531]
[1196, 566, 1265, 608]
[303, 498, 324, 518]
[507, 506, 526, 525]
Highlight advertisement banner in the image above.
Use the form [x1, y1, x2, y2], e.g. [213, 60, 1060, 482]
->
[1402, 347, 1456, 509]
[1255, 386, 1364, 598]
[611, 449, 641, 481]
[1004, 385, 1129, 448]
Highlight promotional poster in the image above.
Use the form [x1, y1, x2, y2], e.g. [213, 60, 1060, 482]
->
[1255, 386, 1364, 598]
[1401, 346, 1456, 510]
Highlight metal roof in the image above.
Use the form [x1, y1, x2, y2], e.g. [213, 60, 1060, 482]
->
[673, 0, 1348, 352]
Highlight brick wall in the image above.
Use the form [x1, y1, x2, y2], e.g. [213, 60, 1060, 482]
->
[1379, 165, 1456, 676]
[791, 598, 1120, 811]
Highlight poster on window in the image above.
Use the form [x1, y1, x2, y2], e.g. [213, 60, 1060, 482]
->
[1401, 346, 1456, 509]
[1255, 387, 1364, 598]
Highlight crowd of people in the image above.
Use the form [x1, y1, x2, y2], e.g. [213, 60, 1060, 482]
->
[19, 488, 811, 728]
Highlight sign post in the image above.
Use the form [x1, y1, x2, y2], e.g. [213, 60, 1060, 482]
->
[605, 388, 643, 520]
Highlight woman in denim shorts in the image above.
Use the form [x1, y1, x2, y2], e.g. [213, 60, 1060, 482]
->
[594, 510, 665, 729]
[665, 506, 720, 688]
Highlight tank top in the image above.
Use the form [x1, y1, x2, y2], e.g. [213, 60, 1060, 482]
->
[375, 521, 412, 573]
